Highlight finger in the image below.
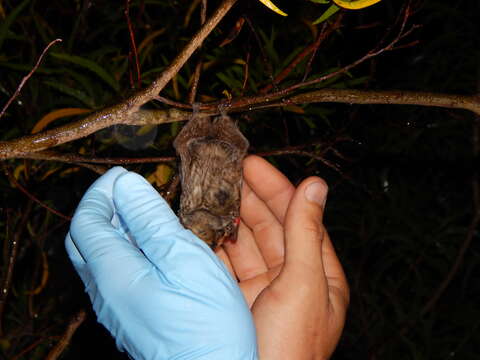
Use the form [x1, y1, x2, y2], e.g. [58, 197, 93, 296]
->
[112, 172, 218, 268]
[320, 231, 350, 310]
[282, 177, 349, 311]
[215, 247, 236, 279]
[283, 177, 329, 279]
[69, 168, 157, 290]
[65, 233, 85, 267]
[243, 155, 295, 223]
[69, 166, 130, 263]
[240, 182, 284, 268]
[223, 220, 269, 281]
[239, 265, 281, 307]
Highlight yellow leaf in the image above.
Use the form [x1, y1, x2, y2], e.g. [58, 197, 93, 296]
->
[32, 108, 92, 134]
[59, 167, 81, 177]
[25, 251, 49, 295]
[222, 90, 232, 101]
[257, 0, 288, 16]
[333, 0, 382, 10]
[40, 167, 61, 181]
[147, 164, 173, 187]
[13, 164, 25, 180]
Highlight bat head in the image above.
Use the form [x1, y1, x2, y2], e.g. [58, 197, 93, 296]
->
[180, 209, 235, 249]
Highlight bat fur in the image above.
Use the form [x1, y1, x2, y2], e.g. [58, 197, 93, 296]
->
[173, 114, 249, 249]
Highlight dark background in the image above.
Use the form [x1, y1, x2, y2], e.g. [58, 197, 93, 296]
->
[0, 0, 478, 359]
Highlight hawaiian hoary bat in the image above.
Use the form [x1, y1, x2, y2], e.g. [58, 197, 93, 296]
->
[173, 114, 249, 249]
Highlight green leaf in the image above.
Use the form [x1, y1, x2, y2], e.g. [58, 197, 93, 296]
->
[0, 61, 56, 74]
[0, 0, 30, 51]
[43, 81, 96, 108]
[312, 4, 340, 25]
[50, 52, 120, 92]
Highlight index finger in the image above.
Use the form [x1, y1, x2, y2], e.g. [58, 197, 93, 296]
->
[68, 166, 128, 262]
[242, 155, 295, 223]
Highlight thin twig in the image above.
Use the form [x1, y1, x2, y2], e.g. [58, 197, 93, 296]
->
[257, 149, 342, 174]
[10, 335, 53, 360]
[302, 22, 328, 82]
[421, 210, 480, 316]
[125, 0, 142, 88]
[0, 39, 62, 119]
[188, 0, 208, 104]
[260, 14, 344, 93]
[281, 28, 419, 93]
[16, 150, 175, 165]
[0, 201, 32, 336]
[45, 309, 87, 360]
[244, 16, 276, 91]
[154, 96, 193, 109]
[5, 168, 72, 221]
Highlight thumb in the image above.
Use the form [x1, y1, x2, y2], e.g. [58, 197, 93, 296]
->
[283, 177, 328, 276]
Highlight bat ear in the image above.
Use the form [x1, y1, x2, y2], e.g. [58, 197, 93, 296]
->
[173, 115, 212, 152]
[213, 115, 249, 153]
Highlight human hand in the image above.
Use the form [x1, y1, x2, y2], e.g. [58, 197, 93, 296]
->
[217, 155, 350, 359]
[65, 167, 257, 360]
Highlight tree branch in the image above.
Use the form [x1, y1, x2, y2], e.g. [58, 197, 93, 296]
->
[1, 89, 479, 161]
[0, 0, 237, 160]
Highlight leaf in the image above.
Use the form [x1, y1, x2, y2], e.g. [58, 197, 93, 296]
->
[50, 52, 120, 92]
[333, 0, 383, 10]
[43, 80, 96, 108]
[138, 28, 166, 54]
[313, 4, 341, 25]
[257, 0, 288, 16]
[0, 0, 30, 51]
[220, 17, 246, 47]
[147, 164, 173, 187]
[31, 108, 92, 134]
[0, 61, 56, 74]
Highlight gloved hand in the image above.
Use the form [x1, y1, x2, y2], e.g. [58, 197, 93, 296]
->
[65, 167, 257, 360]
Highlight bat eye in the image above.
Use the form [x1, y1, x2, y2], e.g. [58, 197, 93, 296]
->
[215, 189, 229, 205]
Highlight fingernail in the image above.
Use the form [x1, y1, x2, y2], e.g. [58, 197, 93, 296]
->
[304, 181, 327, 208]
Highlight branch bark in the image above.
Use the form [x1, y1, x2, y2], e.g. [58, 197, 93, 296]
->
[1, 89, 479, 160]
[0, 0, 237, 160]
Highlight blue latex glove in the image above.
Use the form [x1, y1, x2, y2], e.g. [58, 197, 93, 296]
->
[65, 167, 258, 360]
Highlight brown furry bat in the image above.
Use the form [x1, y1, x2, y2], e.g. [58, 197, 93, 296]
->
[173, 114, 249, 249]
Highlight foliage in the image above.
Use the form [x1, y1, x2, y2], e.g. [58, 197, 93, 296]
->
[0, 0, 478, 359]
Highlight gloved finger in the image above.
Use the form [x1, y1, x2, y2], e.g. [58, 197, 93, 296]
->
[65, 232, 85, 267]
[68, 167, 162, 294]
[65, 232, 86, 267]
[113, 173, 215, 265]
[113, 173, 232, 291]
[68, 166, 128, 263]
[65, 231, 93, 287]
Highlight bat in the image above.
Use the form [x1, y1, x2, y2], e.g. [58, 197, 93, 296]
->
[173, 114, 249, 249]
